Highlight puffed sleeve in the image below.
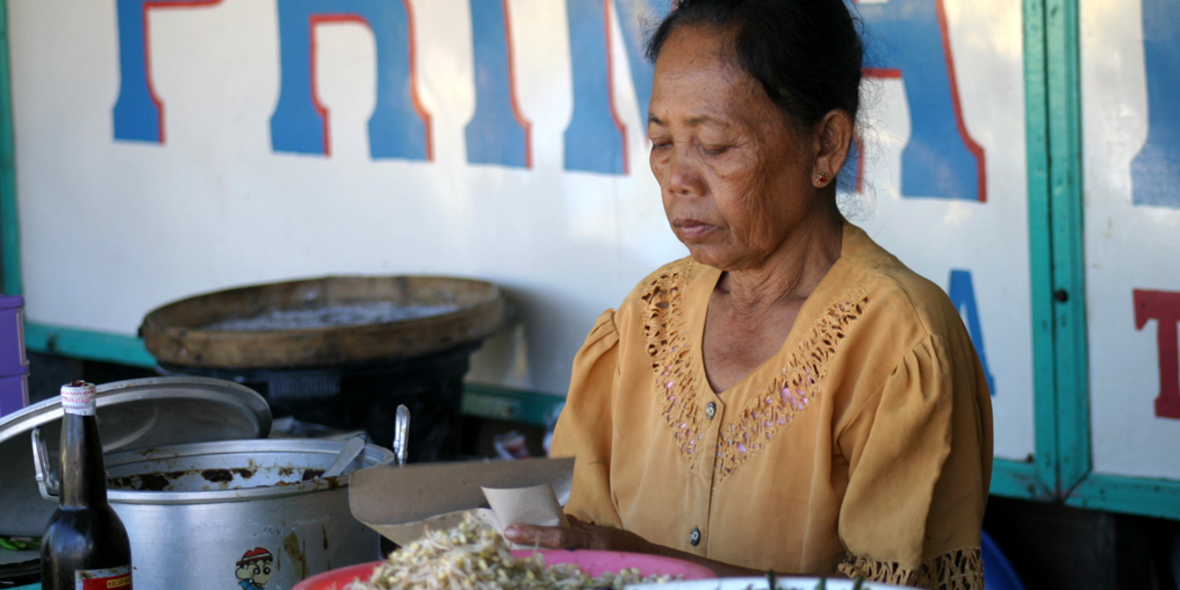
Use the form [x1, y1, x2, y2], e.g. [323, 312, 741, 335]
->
[548, 309, 625, 528]
[835, 334, 990, 590]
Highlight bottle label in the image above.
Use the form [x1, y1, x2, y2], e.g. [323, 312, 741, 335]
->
[75, 565, 132, 590]
[61, 381, 97, 416]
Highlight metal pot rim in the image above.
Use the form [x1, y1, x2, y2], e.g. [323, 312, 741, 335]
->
[105, 438, 393, 505]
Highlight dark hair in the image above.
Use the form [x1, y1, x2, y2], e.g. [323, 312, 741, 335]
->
[646, 0, 864, 130]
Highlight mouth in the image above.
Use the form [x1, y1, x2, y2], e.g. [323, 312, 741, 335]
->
[672, 218, 716, 241]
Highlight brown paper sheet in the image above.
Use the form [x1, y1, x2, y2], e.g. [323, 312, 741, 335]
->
[482, 483, 571, 531]
[349, 458, 573, 546]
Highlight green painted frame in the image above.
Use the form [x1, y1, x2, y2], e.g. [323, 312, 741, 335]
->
[991, 0, 1060, 503]
[3, 0, 1178, 517]
[1044, 0, 1091, 497]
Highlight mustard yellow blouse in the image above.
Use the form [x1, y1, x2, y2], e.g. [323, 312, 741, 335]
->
[550, 223, 993, 589]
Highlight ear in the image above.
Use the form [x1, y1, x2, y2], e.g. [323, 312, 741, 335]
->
[811, 109, 854, 188]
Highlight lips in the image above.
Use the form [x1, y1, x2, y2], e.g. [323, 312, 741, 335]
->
[673, 218, 715, 241]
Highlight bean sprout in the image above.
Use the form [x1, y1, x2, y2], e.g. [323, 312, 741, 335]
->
[346, 517, 678, 590]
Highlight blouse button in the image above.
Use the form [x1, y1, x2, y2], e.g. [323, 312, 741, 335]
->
[689, 527, 701, 546]
[705, 402, 716, 420]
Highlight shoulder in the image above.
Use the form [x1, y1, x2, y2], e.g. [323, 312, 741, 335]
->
[614, 256, 705, 326]
[626, 256, 699, 301]
[815, 225, 981, 408]
[838, 224, 963, 347]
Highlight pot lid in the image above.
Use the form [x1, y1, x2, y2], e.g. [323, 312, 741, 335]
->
[0, 376, 271, 537]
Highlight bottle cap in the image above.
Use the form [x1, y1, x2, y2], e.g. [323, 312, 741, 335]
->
[60, 381, 97, 416]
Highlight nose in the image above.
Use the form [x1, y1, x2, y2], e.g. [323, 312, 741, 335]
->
[656, 144, 704, 198]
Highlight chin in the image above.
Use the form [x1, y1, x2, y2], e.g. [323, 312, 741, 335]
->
[686, 246, 763, 272]
[685, 247, 732, 270]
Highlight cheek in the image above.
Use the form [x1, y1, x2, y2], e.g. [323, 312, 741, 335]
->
[649, 149, 672, 188]
[711, 159, 772, 234]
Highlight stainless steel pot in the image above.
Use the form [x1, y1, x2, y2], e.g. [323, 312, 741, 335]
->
[74, 438, 390, 590]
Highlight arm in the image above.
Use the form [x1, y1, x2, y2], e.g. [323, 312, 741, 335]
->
[834, 334, 991, 588]
[548, 309, 626, 528]
[504, 518, 767, 577]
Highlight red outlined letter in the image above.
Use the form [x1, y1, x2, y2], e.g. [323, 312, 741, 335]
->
[1134, 289, 1180, 419]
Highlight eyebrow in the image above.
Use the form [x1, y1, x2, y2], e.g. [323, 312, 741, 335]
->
[647, 114, 731, 128]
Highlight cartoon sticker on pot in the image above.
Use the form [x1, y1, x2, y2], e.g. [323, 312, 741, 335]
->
[235, 547, 275, 590]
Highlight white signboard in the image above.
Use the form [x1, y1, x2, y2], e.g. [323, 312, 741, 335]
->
[12, 0, 1033, 460]
[846, 1, 1033, 461]
[1082, 0, 1180, 480]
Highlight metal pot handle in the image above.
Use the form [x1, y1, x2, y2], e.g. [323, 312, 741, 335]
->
[31, 427, 61, 499]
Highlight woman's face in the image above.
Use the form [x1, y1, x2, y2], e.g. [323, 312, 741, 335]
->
[648, 26, 826, 271]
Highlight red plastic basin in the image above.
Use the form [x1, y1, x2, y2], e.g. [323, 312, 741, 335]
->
[293, 549, 717, 589]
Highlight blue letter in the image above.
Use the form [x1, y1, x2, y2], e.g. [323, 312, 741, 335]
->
[851, 0, 986, 201]
[563, 0, 669, 175]
[466, 0, 529, 168]
[948, 270, 997, 396]
[1131, 0, 1180, 209]
[112, 0, 223, 143]
[270, 0, 430, 160]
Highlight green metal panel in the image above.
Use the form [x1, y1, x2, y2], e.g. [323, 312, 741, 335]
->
[1045, 0, 1091, 493]
[24, 323, 156, 368]
[461, 382, 564, 427]
[1023, 0, 1060, 499]
[991, 458, 1056, 501]
[0, 0, 20, 296]
[1065, 473, 1180, 521]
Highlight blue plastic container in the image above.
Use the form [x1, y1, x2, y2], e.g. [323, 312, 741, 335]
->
[983, 528, 1026, 590]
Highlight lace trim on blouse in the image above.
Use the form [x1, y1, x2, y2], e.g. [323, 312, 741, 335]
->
[642, 259, 706, 466]
[713, 287, 867, 482]
[640, 259, 869, 482]
[838, 547, 985, 590]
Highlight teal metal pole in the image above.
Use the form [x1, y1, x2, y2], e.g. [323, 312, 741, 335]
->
[0, 0, 21, 296]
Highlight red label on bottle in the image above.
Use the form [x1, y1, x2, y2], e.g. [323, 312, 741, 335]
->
[75, 565, 132, 590]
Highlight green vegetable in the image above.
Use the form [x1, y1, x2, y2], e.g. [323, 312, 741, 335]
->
[0, 536, 41, 551]
[815, 577, 826, 590]
[766, 569, 777, 590]
[851, 575, 866, 590]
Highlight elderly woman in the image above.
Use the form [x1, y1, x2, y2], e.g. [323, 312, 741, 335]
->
[507, 0, 993, 587]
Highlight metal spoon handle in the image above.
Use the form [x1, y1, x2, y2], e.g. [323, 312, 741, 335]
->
[323, 435, 366, 478]
[394, 404, 410, 466]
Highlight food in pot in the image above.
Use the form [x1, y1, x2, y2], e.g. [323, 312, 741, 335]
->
[347, 516, 678, 590]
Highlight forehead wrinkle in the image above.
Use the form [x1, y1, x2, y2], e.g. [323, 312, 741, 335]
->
[649, 26, 781, 139]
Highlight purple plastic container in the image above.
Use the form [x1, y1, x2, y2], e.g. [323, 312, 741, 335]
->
[0, 294, 29, 417]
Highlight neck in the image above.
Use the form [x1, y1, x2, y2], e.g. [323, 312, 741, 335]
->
[718, 208, 844, 313]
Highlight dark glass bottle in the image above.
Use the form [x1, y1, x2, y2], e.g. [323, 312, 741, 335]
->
[41, 381, 133, 590]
